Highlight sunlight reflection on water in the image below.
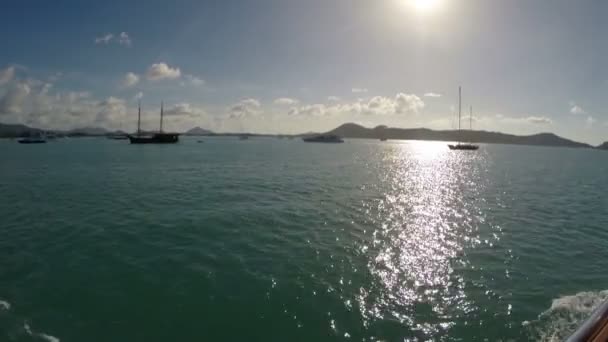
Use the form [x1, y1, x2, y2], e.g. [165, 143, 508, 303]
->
[357, 141, 492, 338]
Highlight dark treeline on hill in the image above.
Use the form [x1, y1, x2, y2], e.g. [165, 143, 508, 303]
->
[326, 123, 593, 148]
[2, 121, 607, 149]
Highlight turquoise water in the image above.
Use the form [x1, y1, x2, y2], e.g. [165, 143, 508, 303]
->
[1, 137, 608, 341]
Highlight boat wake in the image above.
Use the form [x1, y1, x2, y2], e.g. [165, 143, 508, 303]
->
[0, 298, 60, 342]
[0, 300, 10, 311]
[525, 290, 608, 341]
[24, 322, 60, 342]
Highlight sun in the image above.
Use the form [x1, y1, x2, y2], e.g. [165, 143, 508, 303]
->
[410, 0, 442, 12]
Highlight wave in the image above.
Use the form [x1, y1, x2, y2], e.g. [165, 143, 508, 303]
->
[0, 299, 10, 310]
[0, 298, 60, 342]
[526, 289, 608, 341]
[24, 322, 61, 342]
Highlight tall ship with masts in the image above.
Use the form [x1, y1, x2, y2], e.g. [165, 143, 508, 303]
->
[128, 101, 179, 144]
[448, 86, 479, 150]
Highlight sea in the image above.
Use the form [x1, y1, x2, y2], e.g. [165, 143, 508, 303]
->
[1, 136, 607, 342]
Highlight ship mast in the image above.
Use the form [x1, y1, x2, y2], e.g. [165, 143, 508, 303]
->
[137, 100, 141, 135]
[160, 101, 164, 133]
[458, 86, 462, 142]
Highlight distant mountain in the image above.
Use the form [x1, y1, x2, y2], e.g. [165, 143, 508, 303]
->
[597, 142, 608, 150]
[0, 123, 115, 137]
[326, 123, 591, 148]
[184, 127, 213, 135]
[0, 123, 43, 137]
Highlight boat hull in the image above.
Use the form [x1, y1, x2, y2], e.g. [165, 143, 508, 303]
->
[448, 144, 479, 150]
[303, 139, 344, 143]
[18, 139, 47, 144]
[302, 134, 344, 143]
[128, 133, 179, 144]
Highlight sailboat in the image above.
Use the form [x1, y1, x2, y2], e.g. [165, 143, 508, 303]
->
[128, 101, 179, 144]
[448, 86, 479, 150]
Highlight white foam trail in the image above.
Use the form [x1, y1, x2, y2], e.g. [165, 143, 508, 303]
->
[38, 332, 61, 342]
[24, 322, 60, 342]
[0, 300, 10, 310]
[528, 289, 608, 342]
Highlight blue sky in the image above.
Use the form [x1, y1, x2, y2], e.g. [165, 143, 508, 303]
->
[1, 0, 607, 144]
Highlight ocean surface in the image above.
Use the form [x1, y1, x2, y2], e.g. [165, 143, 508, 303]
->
[1, 137, 608, 342]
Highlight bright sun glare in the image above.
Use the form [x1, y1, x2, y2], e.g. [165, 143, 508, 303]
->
[410, 0, 441, 12]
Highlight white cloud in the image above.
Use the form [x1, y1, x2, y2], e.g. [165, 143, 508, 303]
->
[352, 87, 368, 93]
[118, 32, 132, 47]
[122, 72, 139, 87]
[229, 98, 261, 118]
[364, 96, 396, 115]
[327, 96, 340, 102]
[0, 73, 208, 132]
[164, 103, 204, 117]
[586, 116, 596, 126]
[180, 74, 205, 87]
[40, 83, 52, 95]
[0, 66, 15, 85]
[289, 104, 326, 117]
[424, 92, 442, 98]
[494, 114, 553, 125]
[146, 63, 181, 81]
[0, 83, 31, 114]
[395, 93, 425, 114]
[95, 32, 132, 46]
[95, 97, 127, 125]
[461, 115, 480, 123]
[287, 93, 424, 117]
[134, 92, 144, 100]
[48, 72, 62, 83]
[273, 97, 299, 106]
[569, 102, 586, 115]
[95, 33, 114, 44]
[526, 116, 553, 124]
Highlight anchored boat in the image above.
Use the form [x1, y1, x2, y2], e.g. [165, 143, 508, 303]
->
[302, 134, 344, 143]
[128, 101, 179, 144]
[448, 86, 479, 151]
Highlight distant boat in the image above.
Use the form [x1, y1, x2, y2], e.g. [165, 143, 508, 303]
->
[302, 134, 344, 143]
[107, 134, 128, 140]
[128, 101, 179, 144]
[380, 137, 388, 141]
[239, 135, 249, 140]
[448, 86, 479, 151]
[18, 135, 47, 144]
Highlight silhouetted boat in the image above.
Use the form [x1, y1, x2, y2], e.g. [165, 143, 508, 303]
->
[448, 87, 479, 151]
[107, 135, 129, 140]
[302, 134, 344, 143]
[239, 135, 249, 140]
[128, 102, 179, 144]
[18, 136, 47, 144]
[448, 143, 478, 150]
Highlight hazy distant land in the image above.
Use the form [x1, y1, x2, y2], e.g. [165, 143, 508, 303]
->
[1, 122, 606, 149]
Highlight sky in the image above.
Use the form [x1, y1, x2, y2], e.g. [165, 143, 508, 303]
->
[1, 0, 608, 144]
